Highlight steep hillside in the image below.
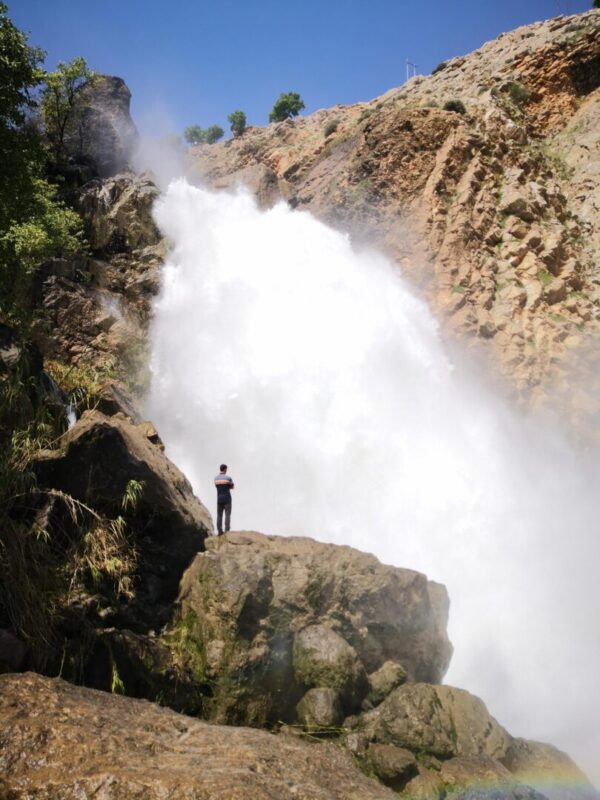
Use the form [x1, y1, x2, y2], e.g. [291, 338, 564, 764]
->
[190, 10, 600, 420]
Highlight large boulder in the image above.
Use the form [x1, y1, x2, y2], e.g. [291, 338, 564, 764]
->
[358, 683, 512, 760]
[296, 687, 343, 729]
[161, 531, 452, 725]
[0, 673, 396, 800]
[407, 755, 546, 800]
[33, 409, 212, 627]
[351, 683, 596, 800]
[293, 623, 367, 708]
[367, 660, 407, 706]
[502, 739, 598, 800]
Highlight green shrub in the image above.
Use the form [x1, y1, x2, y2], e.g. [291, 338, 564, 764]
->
[183, 124, 224, 145]
[324, 118, 339, 138]
[432, 61, 448, 74]
[40, 56, 95, 163]
[507, 81, 530, 105]
[443, 99, 466, 115]
[269, 92, 305, 122]
[228, 110, 246, 137]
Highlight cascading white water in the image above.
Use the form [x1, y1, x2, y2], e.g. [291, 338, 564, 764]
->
[146, 178, 600, 782]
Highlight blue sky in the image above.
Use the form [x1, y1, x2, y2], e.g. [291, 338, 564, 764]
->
[12, 0, 592, 137]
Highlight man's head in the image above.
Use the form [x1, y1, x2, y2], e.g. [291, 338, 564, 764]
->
[220, 464, 227, 473]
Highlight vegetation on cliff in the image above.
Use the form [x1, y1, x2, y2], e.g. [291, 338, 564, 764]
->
[0, 5, 143, 676]
[0, 4, 84, 321]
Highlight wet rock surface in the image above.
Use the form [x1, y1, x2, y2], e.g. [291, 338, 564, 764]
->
[0, 673, 397, 800]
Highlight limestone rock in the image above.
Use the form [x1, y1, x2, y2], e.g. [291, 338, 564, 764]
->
[296, 687, 343, 728]
[0, 673, 396, 800]
[96, 380, 143, 423]
[210, 163, 282, 208]
[499, 188, 536, 222]
[406, 755, 547, 800]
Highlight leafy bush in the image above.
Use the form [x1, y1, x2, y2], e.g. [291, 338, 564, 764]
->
[324, 118, 339, 138]
[228, 110, 247, 136]
[205, 125, 224, 144]
[269, 92, 305, 122]
[507, 81, 530, 105]
[443, 99, 466, 115]
[183, 124, 224, 145]
[432, 61, 448, 74]
[40, 56, 95, 163]
[0, 3, 85, 320]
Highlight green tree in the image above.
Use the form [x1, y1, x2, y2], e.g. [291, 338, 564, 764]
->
[184, 124, 224, 145]
[184, 125, 205, 145]
[443, 99, 466, 115]
[269, 92, 305, 123]
[594, 0, 600, 9]
[228, 110, 247, 137]
[40, 56, 95, 163]
[205, 124, 224, 144]
[0, 5, 84, 319]
[0, 1, 44, 230]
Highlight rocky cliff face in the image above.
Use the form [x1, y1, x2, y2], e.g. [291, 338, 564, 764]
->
[190, 11, 600, 418]
[32, 170, 163, 393]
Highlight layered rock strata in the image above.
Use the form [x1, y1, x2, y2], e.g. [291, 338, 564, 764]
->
[190, 11, 600, 414]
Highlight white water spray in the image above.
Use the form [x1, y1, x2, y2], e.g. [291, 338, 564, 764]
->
[146, 179, 600, 782]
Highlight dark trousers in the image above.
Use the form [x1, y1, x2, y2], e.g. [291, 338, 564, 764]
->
[217, 499, 232, 535]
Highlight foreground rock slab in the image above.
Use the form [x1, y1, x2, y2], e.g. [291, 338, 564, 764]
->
[0, 673, 396, 800]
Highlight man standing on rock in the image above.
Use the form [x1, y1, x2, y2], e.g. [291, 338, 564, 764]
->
[214, 464, 234, 535]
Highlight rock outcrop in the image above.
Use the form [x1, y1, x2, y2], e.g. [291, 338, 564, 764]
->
[32, 170, 164, 394]
[33, 409, 212, 631]
[82, 530, 593, 798]
[143, 532, 452, 726]
[64, 75, 138, 177]
[189, 11, 600, 416]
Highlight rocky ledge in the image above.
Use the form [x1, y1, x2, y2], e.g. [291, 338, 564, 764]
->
[0, 672, 395, 800]
[0, 672, 594, 800]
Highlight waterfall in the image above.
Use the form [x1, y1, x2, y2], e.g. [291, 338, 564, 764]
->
[146, 178, 600, 782]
